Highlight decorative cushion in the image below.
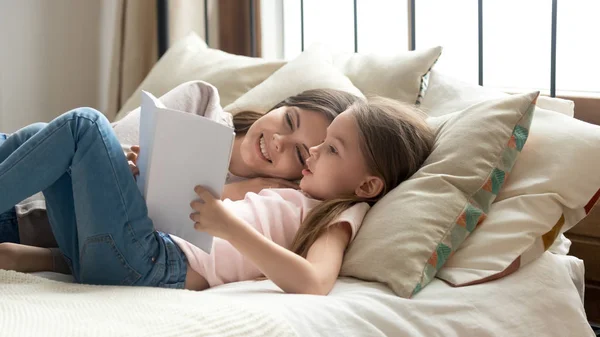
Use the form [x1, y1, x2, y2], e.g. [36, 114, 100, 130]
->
[340, 92, 538, 298]
[437, 106, 600, 286]
[421, 69, 580, 257]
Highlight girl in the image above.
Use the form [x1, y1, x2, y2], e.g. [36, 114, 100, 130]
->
[0, 82, 360, 253]
[0, 96, 433, 294]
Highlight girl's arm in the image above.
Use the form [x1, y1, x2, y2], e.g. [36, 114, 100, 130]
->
[191, 186, 350, 295]
[228, 218, 351, 295]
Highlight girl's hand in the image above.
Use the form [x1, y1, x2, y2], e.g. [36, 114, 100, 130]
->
[190, 186, 247, 241]
[126, 145, 140, 178]
[222, 177, 299, 201]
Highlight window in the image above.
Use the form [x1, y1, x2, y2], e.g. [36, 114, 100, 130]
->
[261, 0, 600, 96]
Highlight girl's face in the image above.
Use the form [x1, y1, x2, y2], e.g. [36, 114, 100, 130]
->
[300, 110, 383, 200]
[240, 106, 330, 180]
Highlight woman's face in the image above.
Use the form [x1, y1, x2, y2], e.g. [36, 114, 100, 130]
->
[239, 106, 330, 180]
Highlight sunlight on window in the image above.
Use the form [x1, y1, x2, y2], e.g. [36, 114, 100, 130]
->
[282, 0, 302, 59]
[416, 0, 478, 84]
[283, 0, 408, 58]
[484, 0, 551, 91]
[356, 0, 408, 55]
[557, 0, 600, 93]
[303, 0, 355, 53]
[274, 0, 599, 94]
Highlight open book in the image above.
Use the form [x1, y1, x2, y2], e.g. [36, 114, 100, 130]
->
[136, 91, 235, 253]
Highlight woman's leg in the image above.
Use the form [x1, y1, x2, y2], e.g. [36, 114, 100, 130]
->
[0, 124, 47, 243]
[0, 108, 186, 286]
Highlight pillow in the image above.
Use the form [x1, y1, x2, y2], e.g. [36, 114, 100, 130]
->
[421, 69, 578, 256]
[421, 70, 574, 118]
[332, 46, 442, 105]
[536, 96, 575, 117]
[340, 92, 538, 298]
[437, 107, 600, 286]
[115, 32, 286, 121]
[224, 44, 364, 114]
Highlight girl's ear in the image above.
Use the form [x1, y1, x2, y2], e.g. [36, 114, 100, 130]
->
[355, 176, 384, 199]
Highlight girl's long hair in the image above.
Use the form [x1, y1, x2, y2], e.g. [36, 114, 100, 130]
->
[290, 97, 435, 257]
[231, 89, 362, 135]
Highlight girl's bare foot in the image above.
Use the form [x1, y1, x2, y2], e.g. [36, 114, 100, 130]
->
[0, 242, 54, 273]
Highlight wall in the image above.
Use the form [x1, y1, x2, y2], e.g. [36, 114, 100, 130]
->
[0, 0, 121, 133]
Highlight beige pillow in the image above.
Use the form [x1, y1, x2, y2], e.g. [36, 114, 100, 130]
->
[421, 70, 574, 117]
[437, 107, 600, 286]
[340, 92, 539, 298]
[333, 46, 442, 105]
[115, 32, 285, 121]
[224, 44, 364, 114]
[421, 69, 578, 255]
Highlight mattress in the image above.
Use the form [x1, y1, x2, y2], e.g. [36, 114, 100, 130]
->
[18, 252, 592, 337]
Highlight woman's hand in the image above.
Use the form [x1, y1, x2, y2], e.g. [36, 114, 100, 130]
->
[190, 186, 248, 241]
[126, 145, 140, 178]
[222, 177, 299, 201]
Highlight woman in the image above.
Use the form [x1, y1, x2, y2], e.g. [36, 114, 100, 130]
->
[0, 82, 361, 275]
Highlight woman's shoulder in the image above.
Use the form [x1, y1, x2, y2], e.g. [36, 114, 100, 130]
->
[167, 81, 233, 127]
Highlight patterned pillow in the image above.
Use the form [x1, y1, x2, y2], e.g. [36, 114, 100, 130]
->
[437, 107, 600, 286]
[340, 92, 538, 298]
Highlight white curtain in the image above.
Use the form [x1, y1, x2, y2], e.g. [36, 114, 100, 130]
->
[0, 0, 216, 133]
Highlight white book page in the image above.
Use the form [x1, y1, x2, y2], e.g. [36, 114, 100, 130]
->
[136, 92, 162, 197]
[138, 91, 234, 253]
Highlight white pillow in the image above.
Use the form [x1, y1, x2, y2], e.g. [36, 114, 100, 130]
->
[421, 69, 581, 257]
[333, 46, 442, 105]
[224, 44, 364, 114]
[421, 70, 575, 117]
[115, 32, 285, 121]
[536, 96, 575, 116]
[437, 107, 600, 286]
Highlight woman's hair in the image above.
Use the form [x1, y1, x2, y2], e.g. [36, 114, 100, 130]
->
[231, 89, 362, 135]
[290, 97, 435, 257]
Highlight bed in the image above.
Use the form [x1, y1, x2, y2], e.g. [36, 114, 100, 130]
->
[4, 3, 600, 336]
[3, 69, 597, 336]
[0, 252, 591, 337]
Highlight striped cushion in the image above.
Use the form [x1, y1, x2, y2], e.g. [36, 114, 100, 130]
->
[438, 107, 600, 286]
[341, 92, 538, 298]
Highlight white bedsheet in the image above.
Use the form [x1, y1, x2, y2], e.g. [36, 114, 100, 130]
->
[31, 252, 592, 337]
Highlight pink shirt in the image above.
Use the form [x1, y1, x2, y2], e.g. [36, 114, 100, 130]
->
[170, 189, 370, 287]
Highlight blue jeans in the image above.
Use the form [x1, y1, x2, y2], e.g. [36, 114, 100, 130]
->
[0, 133, 20, 243]
[1, 125, 49, 244]
[0, 133, 19, 243]
[0, 108, 187, 288]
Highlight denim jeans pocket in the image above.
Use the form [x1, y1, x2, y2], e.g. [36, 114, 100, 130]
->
[79, 234, 142, 286]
